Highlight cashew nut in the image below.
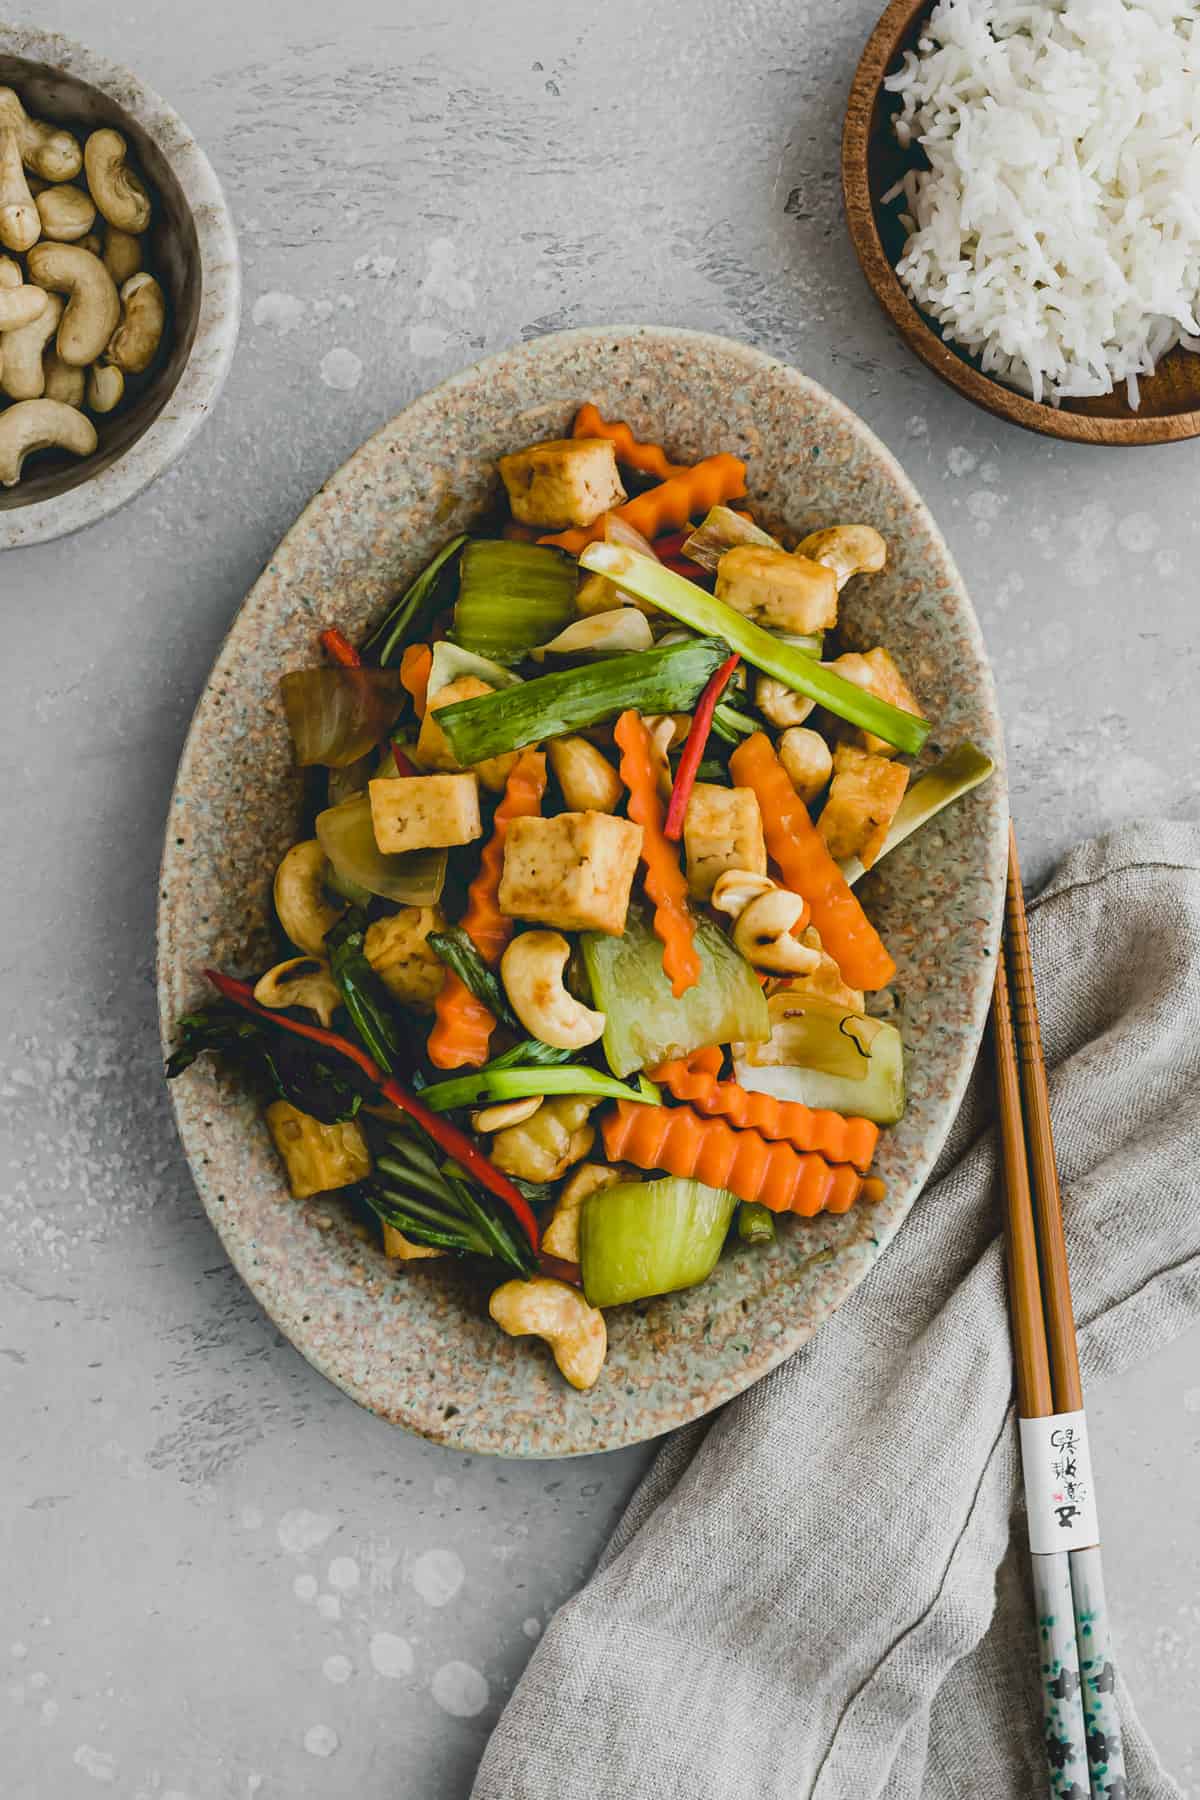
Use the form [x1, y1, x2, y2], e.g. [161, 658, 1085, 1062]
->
[542, 1160, 624, 1262]
[711, 868, 777, 919]
[471, 1095, 542, 1134]
[547, 735, 622, 813]
[273, 839, 347, 956]
[0, 89, 82, 182]
[253, 956, 342, 1028]
[86, 360, 124, 412]
[101, 225, 142, 286]
[733, 888, 822, 975]
[35, 181, 96, 243]
[76, 230, 102, 260]
[107, 271, 165, 374]
[0, 280, 47, 334]
[777, 726, 834, 806]
[755, 674, 815, 730]
[26, 241, 119, 366]
[43, 348, 85, 407]
[489, 1277, 607, 1390]
[83, 128, 151, 233]
[0, 291, 61, 400]
[795, 525, 887, 591]
[0, 127, 40, 253]
[0, 398, 97, 486]
[500, 930, 606, 1050]
[489, 1095, 598, 1183]
[0, 254, 19, 288]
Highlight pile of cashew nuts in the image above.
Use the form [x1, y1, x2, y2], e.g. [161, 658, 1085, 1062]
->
[0, 87, 167, 487]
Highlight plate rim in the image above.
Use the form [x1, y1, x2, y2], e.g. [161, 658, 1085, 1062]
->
[156, 322, 1009, 1456]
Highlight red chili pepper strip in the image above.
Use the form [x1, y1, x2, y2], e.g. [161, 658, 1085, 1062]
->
[319, 627, 361, 668]
[651, 531, 690, 558]
[204, 969, 540, 1252]
[391, 741, 415, 776]
[538, 1253, 583, 1287]
[663, 652, 741, 841]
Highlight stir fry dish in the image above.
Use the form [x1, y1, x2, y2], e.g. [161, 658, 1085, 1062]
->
[168, 405, 993, 1391]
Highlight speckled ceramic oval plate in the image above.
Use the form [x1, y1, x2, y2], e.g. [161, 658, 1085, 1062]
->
[157, 326, 1007, 1457]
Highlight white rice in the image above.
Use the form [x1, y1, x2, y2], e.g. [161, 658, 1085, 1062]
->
[883, 0, 1200, 405]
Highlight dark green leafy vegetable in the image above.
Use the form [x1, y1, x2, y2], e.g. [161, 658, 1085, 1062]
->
[709, 701, 760, 744]
[361, 534, 468, 667]
[365, 1126, 535, 1274]
[326, 910, 407, 1072]
[452, 540, 578, 665]
[582, 903, 769, 1078]
[737, 1202, 776, 1246]
[420, 1064, 660, 1114]
[428, 926, 519, 1033]
[435, 637, 730, 764]
[580, 1176, 738, 1307]
[481, 1038, 577, 1073]
[166, 1006, 366, 1124]
[280, 668, 406, 768]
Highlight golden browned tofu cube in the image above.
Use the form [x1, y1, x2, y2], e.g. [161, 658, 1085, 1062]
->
[829, 648, 921, 757]
[416, 675, 519, 793]
[364, 905, 446, 1010]
[683, 782, 767, 900]
[382, 1223, 443, 1262]
[715, 546, 838, 634]
[498, 811, 643, 934]
[369, 772, 481, 853]
[499, 437, 626, 530]
[817, 745, 909, 870]
[266, 1101, 370, 1199]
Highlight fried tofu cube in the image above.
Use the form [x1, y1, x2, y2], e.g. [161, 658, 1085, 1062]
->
[499, 437, 626, 531]
[817, 745, 909, 870]
[828, 648, 921, 758]
[416, 676, 519, 793]
[683, 782, 767, 900]
[369, 772, 481, 853]
[266, 1101, 370, 1200]
[364, 905, 446, 1011]
[715, 546, 838, 634]
[498, 810, 643, 934]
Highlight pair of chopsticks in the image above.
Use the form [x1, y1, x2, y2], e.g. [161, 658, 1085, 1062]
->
[992, 824, 1126, 1800]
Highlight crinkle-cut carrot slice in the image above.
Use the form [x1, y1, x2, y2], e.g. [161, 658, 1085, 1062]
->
[399, 643, 433, 717]
[572, 403, 683, 480]
[650, 1048, 879, 1173]
[614, 710, 700, 999]
[539, 454, 747, 556]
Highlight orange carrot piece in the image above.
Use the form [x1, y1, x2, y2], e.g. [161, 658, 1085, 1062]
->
[539, 453, 747, 556]
[601, 1100, 868, 1217]
[614, 710, 700, 999]
[730, 732, 896, 992]
[399, 643, 433, 718]
[426, 750, 547, 1070]
[572, 403, 683, 480]
[650, 1048, 879, 1173]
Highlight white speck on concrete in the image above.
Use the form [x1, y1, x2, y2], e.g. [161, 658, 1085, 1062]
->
[73, 1745, 117, 1782]
[317, 1594, 342, 1621]
[412, 1547, 465, 1607]
[251, 291, 307, 333]
[41, 1698, 59, 1723]
[409, 321, 450, 357]
[419, 237, 475, 312]
[327, 1555, 360, 1592]
[905, 414, 928, 438]
[431, 1660, 489, 1717]
[293, 1574, 318, 1602]
[1154, 547, 1180, 579]
[1184, 1387, 1200, 1413]
[522, 1617, 541, 1639]
[369, 1632, 414, 1678]
[433, 1475, 458, 1500]
[311, 298, 334, 321]
[319, 347, 363, 391]
[946, 445, 976, 477]
[1064, 501, 1113, 588]
[322, 1653, 354, 1685]
[278, 1509, 337, 1555]
[10, 1643, 26, 1660]
[353, 251, 398, 278]
[247, 1777, 263, 1796]
[303, 1724, 340, 1758]
[239, 1506, 264, 1531]
[28, 1671, 47, 1690]
[966, 489, 1005, 533]
[1117, 511, 1159, 554]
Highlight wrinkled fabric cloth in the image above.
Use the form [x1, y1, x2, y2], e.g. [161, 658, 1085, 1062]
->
[473, 823, 1200, 1800]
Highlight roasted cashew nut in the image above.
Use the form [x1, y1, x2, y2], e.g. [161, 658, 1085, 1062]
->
[547, 735, 623, 814]
[471, 1095, 542, 1134]
[0, 127, 40, 252]
[489, 1277, 608, 1390]
[0, 398, 97, 485]
[84, 128, 151, 233]
[43, 349, 85, 408]
[35, 181, 96, 243]
[26, 241, 120, 366]
[253, 956, 342, 1028]
[0, 88, 82, 182]
[101, 225, 142, 286]
[500, 930, 606, 1050]
[755, 674, 815, 730]
[777, 726, 833, 806]
[795, 525, 887, 591]
[710, 868, 777, 920]
[273, 839, 347, 956]
[733, 888, 822, 975]
[0, 280, 47, 333]
[86, 361, 124, 413]
[76, 231, 102, 260]
[107, 271, 165, 375]
[0, 291, 61, 400]
[0, 254, 20, 289]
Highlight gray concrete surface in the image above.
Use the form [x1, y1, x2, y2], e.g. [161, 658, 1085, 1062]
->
[2, 2, 1198, 1794]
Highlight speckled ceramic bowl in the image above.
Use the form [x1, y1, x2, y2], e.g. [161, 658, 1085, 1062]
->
[0, 27, 239, 551]
[157, 326, 1007, 1457]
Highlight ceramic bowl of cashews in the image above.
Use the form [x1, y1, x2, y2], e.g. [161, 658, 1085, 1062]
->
[0, 29, 239, 549]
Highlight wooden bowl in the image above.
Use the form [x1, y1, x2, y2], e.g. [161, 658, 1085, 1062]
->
[842, 0, 1200, 445]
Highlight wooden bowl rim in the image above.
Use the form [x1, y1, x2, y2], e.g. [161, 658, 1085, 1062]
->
[842, 0, 1200, 446]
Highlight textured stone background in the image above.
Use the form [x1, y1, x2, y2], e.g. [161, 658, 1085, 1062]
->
[2, 2, 1198, 1795]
